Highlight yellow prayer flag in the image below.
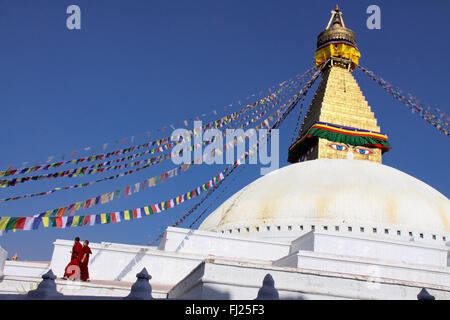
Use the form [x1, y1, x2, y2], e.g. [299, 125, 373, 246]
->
[0, 217, 10, 230]
[72, 216, 80, 227]
[101, 213, 107, 224]
[144, 207, 150, 216]
[42, 217, 49, 228]
[124, 210, 131, 220]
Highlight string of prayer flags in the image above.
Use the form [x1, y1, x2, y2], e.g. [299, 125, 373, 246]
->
[0, 89, 296, 203]
[0, 67, 322, 235]
[0, 92, 297, 229]
[0, 167, 229, 231]
[0, 75, 308, 190]
[358, 65, 449, 136]
[0, 73, 309, 175]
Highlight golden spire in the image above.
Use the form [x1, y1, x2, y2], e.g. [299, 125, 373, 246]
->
[288, 7, 391, 164]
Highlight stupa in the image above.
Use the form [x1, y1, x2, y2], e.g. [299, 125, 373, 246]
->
[198, 6, 447, 244]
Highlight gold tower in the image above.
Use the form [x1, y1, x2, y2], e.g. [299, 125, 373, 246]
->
[288, 6, 391, 164]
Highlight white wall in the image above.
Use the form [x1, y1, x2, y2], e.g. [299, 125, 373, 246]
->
[0, 246, 6, 278]
[49, 228, 292, 287]
[169, 259, 450, 300]
[290, 231, 448, 267]
[160, 227, 291, 262]
[3, 261, 49, 278]
[50, 239, 204, 286]
[274, 250, 450, 287]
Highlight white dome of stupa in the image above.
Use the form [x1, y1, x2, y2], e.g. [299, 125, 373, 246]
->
[199, 159, 450, 243]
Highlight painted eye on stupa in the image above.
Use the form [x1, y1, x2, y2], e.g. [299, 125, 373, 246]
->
[354, 147, 373, 155]
[328, 143, 348, 151]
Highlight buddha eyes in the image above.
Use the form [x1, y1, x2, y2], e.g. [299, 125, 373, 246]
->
[327, 143, 373, 155]
[328, 144, 348, 151]
[354, 147, 373, 155]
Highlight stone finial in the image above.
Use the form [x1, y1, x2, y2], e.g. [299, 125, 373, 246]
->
[255, 273, 279, 300]
[124, 268, 153, 300]
[417, 288, 435, 300]
[26, 270, 63, 299]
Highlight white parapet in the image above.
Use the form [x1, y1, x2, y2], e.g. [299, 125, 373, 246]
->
[289, 231, 449, 267]
[159, 226, 291, 262]
[49, 227, 290, 289]
[4, 261, 50, 278]
[49, 239, 203, 287]
[168, 258, 450, 300]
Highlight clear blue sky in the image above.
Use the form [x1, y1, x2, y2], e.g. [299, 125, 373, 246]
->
[0, 0, 448, 261]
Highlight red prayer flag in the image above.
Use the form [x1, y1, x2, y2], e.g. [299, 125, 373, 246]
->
[55, 217, 63, 228]
[125, 186, 131, 198]
[83, 215, 91, 226]
[57, 207, 66, 217]
[15, 217, 26, 230]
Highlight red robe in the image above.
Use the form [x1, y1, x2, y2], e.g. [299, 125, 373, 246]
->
[63, 241, 82, 279]
[79, 245, 92, 281]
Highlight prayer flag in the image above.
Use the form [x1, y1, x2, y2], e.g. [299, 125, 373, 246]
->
[55, 217, 63, 228]
[66, 216, 74, 228]
[151, 204, 161, 213]
[68, 204, 76, 216]
[125, 186, 131, 198]
[0, 217, 10, 230]
[111, 212, 117, 223]
[83, 215, 91, 226]
[32, 217, 42, 230]
[61, 217, 68, 228]
[23, 217, 34, 231]
[6, 217, 19, 230]
[57, 207, 66, 217]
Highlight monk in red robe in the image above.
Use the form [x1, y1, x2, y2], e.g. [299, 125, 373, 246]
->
[63, 237, 82, 280]
[79, 240, 92, 282]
